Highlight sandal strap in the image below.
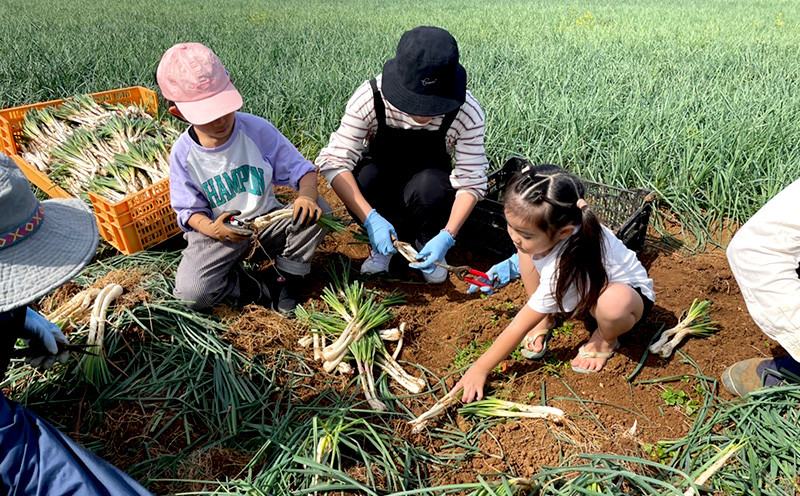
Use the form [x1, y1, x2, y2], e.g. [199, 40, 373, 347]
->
[524, 328, 552, 343]
[578, 343, 618, 359]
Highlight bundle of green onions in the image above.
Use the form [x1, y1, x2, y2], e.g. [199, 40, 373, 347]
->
[295, 274, 421, 411]
[408, 391, 460, 433]
[250, 208, 347, 234]
[18, 94, 180, 202]
[409, 395, 564, 434]
[458, 397, 564, 422]
[650, 299, 718, 358]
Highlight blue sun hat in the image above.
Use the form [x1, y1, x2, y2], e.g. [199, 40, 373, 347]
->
[381, 26, 467, 117]
[0, 154, 98, 312]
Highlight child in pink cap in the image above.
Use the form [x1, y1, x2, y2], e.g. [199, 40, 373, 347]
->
[156, 42, 330, 314]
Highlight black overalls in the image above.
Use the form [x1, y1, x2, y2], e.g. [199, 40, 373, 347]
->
[353, 79, 458, 247]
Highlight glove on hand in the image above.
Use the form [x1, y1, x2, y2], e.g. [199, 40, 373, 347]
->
[467, 253, 521, 294]
[410, 230, 456, 274]
[22, 308, 69, 369]
[292, 196, 322, 229]
[205, 211, 251, 243]
[364, 209, 398, 256]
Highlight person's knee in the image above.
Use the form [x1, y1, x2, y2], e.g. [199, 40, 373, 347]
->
[173, 281, 219, 310]
[404, 169, 452, 206]
[354, 161, 382, 195]
[595, 285, 641, 325]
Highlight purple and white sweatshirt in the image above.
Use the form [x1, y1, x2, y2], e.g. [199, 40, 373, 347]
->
[169, 112, 316, 231]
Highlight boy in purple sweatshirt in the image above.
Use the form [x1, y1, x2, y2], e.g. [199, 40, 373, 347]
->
[157, 42, 329, 314]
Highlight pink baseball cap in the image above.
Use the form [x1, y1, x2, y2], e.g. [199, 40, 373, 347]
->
[156, 43, 243, 125]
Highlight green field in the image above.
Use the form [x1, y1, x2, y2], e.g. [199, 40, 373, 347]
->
[3, 0, 800, 245]
[4, 2, 800, 495]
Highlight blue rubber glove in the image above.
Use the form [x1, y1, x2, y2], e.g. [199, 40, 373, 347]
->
[410, 230, 456, 274]
[22, 308, 69, 369]
[364, 209, 398, 256]
[467, 253, 521, 294]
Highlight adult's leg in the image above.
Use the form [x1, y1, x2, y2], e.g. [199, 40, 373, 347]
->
[571, 283, 644, 372]
[353, 159, 404, 225]
[402, 168, 455, 246]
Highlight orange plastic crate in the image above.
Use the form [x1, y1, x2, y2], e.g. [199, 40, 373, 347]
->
[0, 86, 181, 254]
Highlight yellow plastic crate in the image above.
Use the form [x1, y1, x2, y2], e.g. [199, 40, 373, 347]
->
[0, 86, 181, 254]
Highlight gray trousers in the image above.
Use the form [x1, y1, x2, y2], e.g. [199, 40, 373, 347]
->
[174, 199, 331, 309]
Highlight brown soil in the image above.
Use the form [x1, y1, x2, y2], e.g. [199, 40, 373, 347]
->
[286, 186, 774, 481]
[27, 184, 777, 491]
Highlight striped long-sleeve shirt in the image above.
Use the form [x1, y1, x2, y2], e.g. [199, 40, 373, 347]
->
[315, 75, 489, 200]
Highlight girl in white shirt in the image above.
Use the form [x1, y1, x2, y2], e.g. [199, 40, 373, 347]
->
[453, 165, 654, 402]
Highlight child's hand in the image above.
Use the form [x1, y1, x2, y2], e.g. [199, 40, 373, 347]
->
[451, 365, 489, 403]
[292, 196, 322, 229]
[209, 211, 251, 243]
[467, 254, 520, 294]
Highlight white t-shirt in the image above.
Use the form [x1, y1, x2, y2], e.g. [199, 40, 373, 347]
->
[527, 225, 655, 314]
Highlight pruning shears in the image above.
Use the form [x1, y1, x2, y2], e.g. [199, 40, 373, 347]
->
[11, 342, 98, 358]
[432, 261, 496, 289]
[221, 212, 255, 237]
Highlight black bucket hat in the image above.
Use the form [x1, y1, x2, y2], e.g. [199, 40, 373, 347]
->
[381, 26, 467, 117]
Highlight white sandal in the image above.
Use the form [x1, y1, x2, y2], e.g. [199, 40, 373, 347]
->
[571, 341, 619, 373]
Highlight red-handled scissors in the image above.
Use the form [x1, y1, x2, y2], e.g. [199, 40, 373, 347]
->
[433, 262, 496, 288]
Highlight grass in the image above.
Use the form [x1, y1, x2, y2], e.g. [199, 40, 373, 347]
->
[2, 0, 800, 247]
[7, 253, 800, 495]
[5, 0, 800, 494]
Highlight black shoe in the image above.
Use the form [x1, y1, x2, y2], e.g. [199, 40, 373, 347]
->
[264, 270, 303, 317]
[235, 264, 273, 308]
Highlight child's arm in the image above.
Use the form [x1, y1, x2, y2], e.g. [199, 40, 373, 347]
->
[518, 250, 539, 299]
[451, 305, 546, 402]
[187, 212, 250, 243]
[293, 171, 322, 227]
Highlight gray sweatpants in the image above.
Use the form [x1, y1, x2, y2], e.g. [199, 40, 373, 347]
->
[174, 199, 331, 309]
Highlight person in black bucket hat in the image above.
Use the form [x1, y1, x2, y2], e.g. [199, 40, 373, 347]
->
[316, 26, 488, 283]
[0, 154, 154, 495]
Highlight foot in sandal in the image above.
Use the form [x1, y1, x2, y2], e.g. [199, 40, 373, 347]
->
[571, 331, 619, 373]
[521, 328, 553, 360]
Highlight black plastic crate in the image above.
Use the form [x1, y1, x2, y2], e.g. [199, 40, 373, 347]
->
[460, 156, 654, 259]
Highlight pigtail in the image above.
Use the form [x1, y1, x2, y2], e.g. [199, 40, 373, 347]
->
[555, 201, 606, 318]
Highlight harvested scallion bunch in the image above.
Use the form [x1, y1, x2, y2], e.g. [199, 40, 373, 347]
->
[650, 299, 718, 358]
[250, 208, 346, 234]
[458, 397, 564, 423]
[408, 391, 460, 433]
[296, 268, 416, 406]
[16, 93, 180, 202]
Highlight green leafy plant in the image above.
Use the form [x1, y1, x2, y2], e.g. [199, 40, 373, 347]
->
[661, 387, 689, 406]
[450, 340, 492, 371]
[661, 387, 699, 415]
[552, 321, 574, 337]
[539, 355, 570, 376]
[642, 442, 672, 464]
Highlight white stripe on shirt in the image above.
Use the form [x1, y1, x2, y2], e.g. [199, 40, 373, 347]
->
[315, 74, 489, 199]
